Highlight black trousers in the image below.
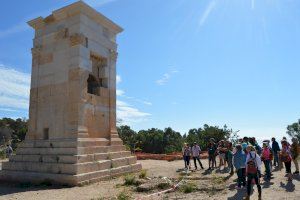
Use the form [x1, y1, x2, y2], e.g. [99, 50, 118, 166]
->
[247, 173, 262, 196]
[237, 168, 246, 187]
[193, 156, 203, 169]
[284, 161, 292, 173]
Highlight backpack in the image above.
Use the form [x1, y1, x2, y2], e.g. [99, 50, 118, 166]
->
[247, 153, 258, 175]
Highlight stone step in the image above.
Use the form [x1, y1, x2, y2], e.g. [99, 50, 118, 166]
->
[3, 156, 137, 175]
[2, 160, 112, 175]
[110, 133, 120, 138]
[18, 138, 110, 148]
[0, 170, 78, 186]
[9, 151, 132, 164]
[2, 161, 78, 175]
[16, 147, 78, 155]
[16, 145, 126, 156]
[78, 145, 126, 154]
[110, 138, 123, 146]
[111, 156, 137, 168]
[0, 163, 142, 186]
[76, 163, 142, 184]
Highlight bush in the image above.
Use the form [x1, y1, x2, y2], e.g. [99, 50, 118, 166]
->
[124, 174, 137, 186]
[117, 190, 131, 200]
[157, 182, 170, 190]
[138, 169, 147, 179]
[0, 149, 5, 159]
[180, 182, 197, 193]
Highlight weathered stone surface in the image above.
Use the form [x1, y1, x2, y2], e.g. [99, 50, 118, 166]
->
[0, 1, 141, 186]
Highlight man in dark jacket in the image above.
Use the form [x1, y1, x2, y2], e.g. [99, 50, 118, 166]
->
[271, 137, 280, 167]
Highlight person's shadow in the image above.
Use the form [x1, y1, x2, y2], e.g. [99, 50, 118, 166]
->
[227, 187, 247, 200]
[280, 181, 295, 192]
[262, 179, 274, 188]
[293, 174, 300, 181]
[202, 169, 212, 175]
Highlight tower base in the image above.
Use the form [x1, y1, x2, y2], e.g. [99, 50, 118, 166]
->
[0, 138, 142, 186]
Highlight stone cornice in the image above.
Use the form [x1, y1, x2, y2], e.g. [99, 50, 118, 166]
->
[27, 1, 123, 34]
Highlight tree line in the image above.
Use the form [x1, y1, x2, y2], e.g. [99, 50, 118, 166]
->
[117, 124, 236, 154]
[0, 117, 299, 154]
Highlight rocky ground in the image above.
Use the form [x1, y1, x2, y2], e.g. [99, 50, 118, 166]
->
[0, 159, 300, 200]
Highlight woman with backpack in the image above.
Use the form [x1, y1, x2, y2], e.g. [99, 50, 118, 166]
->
[245, 145, 262, 200]
[281, 139, 293, 181]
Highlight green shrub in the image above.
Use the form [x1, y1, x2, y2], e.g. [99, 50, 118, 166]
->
[117, 190, 131, 200]
[157, 182, 170, 190]
[124, 174, 137, 186]
[180, 182, 197, 193]
[0, 149, 5, 159]
[138, 169, 147, 179]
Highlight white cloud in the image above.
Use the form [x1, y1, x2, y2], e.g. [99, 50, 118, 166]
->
[156, 69, 179, 85]
[0, 107, 18, 112]
[0, 23, 29, 39]
[122, 95, 152, 106]
[251, 0, 255, 10]
[156, 73, 170, 85]
[117, 100, 151, 124]
[84, 0, 119, 7]
[199, 0, 217, 26]
[116, 75, 122, 84]
[116, 89, 125, 96]
[142, 101, 152, 106]
[0, 64, 30, 110]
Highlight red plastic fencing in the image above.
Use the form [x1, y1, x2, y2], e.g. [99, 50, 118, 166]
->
[135, 151, 209, 161]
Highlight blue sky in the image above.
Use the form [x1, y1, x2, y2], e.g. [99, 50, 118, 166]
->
[0, 0, 300, 140]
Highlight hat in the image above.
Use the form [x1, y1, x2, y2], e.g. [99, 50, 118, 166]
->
[281, 139, 287, 144]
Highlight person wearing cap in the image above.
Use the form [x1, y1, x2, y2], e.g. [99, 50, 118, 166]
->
[192, 142, 204, 170]
[291, 138, 299, 174]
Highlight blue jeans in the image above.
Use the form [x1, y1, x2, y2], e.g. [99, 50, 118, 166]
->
[184, 156, 190, 168]
[264, 160, 271, 178]
[273, 151, 279, 166]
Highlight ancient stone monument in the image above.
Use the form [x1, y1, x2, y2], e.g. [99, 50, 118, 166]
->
[0, 1, 141, 185]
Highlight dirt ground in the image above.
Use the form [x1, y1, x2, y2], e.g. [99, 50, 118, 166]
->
[0, 159, 300, 200]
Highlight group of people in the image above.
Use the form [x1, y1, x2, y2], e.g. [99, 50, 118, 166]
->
[182, 136, 300, 200]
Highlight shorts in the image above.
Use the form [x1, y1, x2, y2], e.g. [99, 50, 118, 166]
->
[219, 153, 225, 159]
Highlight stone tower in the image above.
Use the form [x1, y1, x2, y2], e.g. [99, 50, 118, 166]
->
[0, 1, 141, 186]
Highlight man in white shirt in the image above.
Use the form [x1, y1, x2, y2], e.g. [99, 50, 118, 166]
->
[192, 142, 204, 170]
